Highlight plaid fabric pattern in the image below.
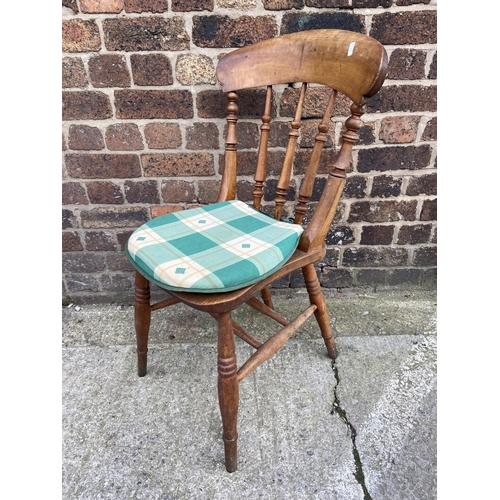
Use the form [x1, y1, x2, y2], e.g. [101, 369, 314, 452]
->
[126, 200, 304, 293]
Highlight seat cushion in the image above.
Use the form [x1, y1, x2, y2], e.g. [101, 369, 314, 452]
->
[126, 200, 304, 293]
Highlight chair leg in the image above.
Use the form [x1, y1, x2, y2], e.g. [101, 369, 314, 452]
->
[134, 271, 151, 377]
[261, 285, 274, 309]
[302, 264, 338, 359]
[217, 311, 239, 472]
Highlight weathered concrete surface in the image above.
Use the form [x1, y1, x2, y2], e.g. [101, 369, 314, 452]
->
[62, 289, 437, 499]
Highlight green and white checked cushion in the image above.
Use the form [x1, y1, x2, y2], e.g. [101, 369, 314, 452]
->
[126, 200, 304, 293]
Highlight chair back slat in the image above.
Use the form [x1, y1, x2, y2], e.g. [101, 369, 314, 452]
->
[294, 88, 337, 225]
[217, 92, 239, 202]
[274, 82, 307, 221]
[253, 86, 273, 211]
[299, 102, 365, 252]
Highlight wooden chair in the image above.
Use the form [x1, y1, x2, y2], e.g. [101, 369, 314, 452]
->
[126, 29, 388, 472]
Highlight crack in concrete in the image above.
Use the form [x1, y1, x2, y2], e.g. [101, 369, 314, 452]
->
[331, 360, 372, 500]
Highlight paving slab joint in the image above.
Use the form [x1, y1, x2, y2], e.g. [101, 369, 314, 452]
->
[331, 359, 372, 500]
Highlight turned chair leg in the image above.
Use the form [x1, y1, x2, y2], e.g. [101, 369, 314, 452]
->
[261, 285, 274, 309]
[217, 311, 239, 472]
[302, 264, 338, 359]
[134, 271, 151, 377]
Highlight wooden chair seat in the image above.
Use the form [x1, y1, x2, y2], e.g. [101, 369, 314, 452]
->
[126, 28, 388, 472]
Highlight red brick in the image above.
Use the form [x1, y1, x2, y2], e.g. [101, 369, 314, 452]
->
[192, 15, 277, 48]
[281, 11, 364, 34]
[131, 53, 173, 86]
[86, 181, 124, 204]
[63, 232, 84, 252]
[367, 85, 437, 113]
[144, 123, 182, 149]
[264, 0, 305, 9]
[356, 269, 386, 286]
[198, 180, 220, 204]
[68, 125, 105, 150]
[235, 181, 253, 203]
[124, 0, 168, 12]
[108, 246, 135, 266]
[88, 54, 131, 88]
[406, 173, 437, 196]
[396, 0, 431, 5]
[352, 0, 391, 6]
[319, 268, 353, 288]
[268, 121, 289, 148]
[81, 207, 148, 228]
[62, 19, 101, 53]
[62, 182, 89, 205]
[379, 116, 420, 144]
[429, 53, 437, 79]
[420, 198, 437, 221]
[299, 120, 334, 148]
[197, 89, 268, 119]
[280, 87, 342, 118]
[65, 274, 100, 293]
[63, 91, 112, 121]
[124, 180, 161, 204]
[357, 122, 376, 145]
[100, 274, 134, 292]
[103, 17, 189, 51]
[105, 124, 143, 151]
[63, 253, 106, 272]
[343, 247, 408, 267]
[85, 231, 118, 251]
[63, 0, 78, 13]
[66, 154, 141, 178]
[412, 246, 436, 267]
[62, 57, 88, 88]
[142, 153, 214, 176]
[422, 117, 437, 141]
[161, 180, 196, 203]
[151, 205, 184, 218]
[357, 145, 432, 172]
[80, 0, 123, 12]
[360, 225, 394, 245]
[115, 90, 193, 119]
[344, 175, 367, 199]
[294, 149, 339, 175]
[228, 122, 259, 149]
[263, 178, 297, 202]
[387, 49, 427, 80]
[370, 11, 437, 45]
[348, 200, 418, 223]
[370, 175, 402, 198]
[397, 224, 432, 245]
[63, 209, 78, 230]
[325, 225, 354, 245]
[186, 122, 219, 150]
[172, 0, 213, 10]
[223, 151, 285, 176]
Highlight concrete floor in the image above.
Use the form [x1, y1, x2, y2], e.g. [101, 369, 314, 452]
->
[62, 288, 437, 499]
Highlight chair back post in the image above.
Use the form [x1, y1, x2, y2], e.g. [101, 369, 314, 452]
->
[274, 82, 307, 221]
[217, 91, 239, 202]
[298, 101, 365, 252]
[253, 85, 273, 211]
[294, 89, 337, 226]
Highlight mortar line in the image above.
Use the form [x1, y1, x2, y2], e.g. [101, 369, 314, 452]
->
[331, 359, 371, 500]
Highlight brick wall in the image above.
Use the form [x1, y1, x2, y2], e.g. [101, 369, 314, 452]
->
[62, 0, 437, 304]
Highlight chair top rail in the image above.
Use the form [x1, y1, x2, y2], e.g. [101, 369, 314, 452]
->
[216, 29, 388, 105]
